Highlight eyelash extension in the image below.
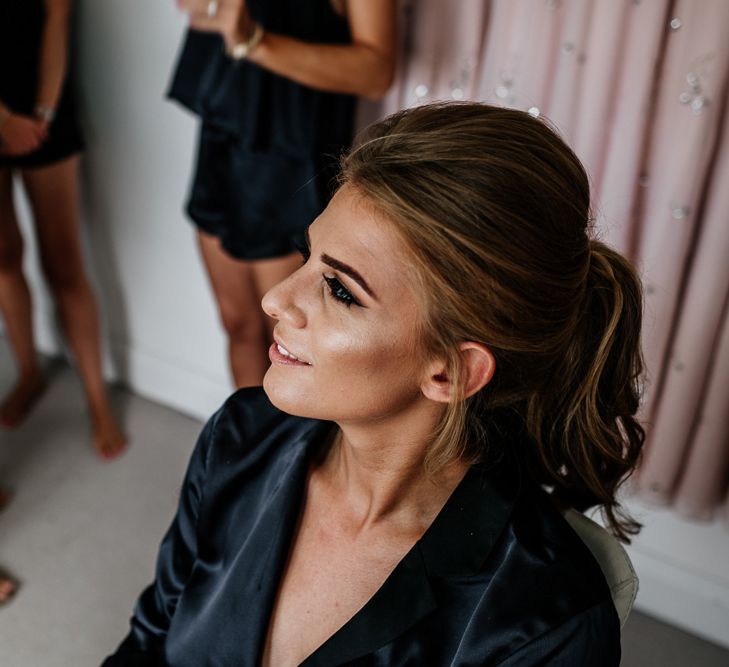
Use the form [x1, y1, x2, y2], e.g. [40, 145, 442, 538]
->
[324, 275, 360, 307]
[294, 237, 359, 307]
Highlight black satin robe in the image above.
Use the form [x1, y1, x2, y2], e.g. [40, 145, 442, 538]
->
[103, 387, 620, 666]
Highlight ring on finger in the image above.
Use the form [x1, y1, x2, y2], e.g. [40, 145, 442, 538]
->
[206, 0, 219, 17]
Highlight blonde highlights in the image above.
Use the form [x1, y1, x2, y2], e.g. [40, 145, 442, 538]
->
[341, 103, 645, 542]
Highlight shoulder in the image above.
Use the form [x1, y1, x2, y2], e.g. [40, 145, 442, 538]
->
[445, 452, 621, 661]
[484, 483, 621, 661]
[470, 455, 615, 613]
[515, 484, 615, 605]
[421, 452, 620, 661]
[492, 595, 621, 666]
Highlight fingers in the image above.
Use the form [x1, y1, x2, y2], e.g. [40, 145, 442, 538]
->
[8, 118, 47, 155]
[177, 0, 243, 16]
[176, 0, 199, 12]
[32, 121, 48, 143]
[188, 11, 230, 32]
[187, 5, 241, 39]
[25, 120, 47, 152]
[10, 137, 40, 157]
[177, 0, 247, 34]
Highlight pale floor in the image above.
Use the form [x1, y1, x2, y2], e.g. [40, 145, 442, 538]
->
[0, 352, 728, 666]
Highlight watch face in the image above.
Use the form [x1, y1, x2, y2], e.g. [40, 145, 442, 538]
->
[229, 23, 263, 60]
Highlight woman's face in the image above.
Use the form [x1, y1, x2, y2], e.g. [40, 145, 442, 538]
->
[262, 185, 434, 424]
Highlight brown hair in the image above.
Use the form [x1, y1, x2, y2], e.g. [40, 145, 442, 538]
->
[341, 102, 645, 542]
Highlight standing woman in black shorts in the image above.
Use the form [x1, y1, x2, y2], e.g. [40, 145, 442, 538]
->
[171, 0, 396, 387]
[0, 0, 126, 458]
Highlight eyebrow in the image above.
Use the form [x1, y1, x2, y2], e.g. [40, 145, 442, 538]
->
[321, 254, 377, 300]
[306, 228, 377, 300]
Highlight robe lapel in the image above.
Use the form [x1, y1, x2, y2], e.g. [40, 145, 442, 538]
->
[418, 459, 520, 578]
[301, 453, 521, 667]
[222, 420, 332, 666]
[300, 546, 437, 667]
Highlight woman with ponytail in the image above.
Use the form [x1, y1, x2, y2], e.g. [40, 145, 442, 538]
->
[106, 103, 643, 666]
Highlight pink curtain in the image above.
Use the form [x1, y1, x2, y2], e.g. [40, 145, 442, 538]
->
[366, 0, 729, 525]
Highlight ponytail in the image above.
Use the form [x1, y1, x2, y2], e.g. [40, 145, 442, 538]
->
[342, 102, 646, 543]
[526, 240, 645, 542]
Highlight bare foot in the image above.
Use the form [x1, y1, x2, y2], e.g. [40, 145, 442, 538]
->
[92, 412, 127, 461]
[0, 373, 46, 428]
[0, 573, 17, 605]
[0, 488, 11, 512]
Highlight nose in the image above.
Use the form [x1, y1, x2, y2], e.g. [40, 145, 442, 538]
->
[261, 274, 307, 328]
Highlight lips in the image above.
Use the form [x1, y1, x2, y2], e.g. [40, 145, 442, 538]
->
[276, 342, 305, 362]
[270, 338, 311, 366]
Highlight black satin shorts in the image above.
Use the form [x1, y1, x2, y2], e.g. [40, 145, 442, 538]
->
[0, 84, 84, 170]
[186, 123, 336, 261]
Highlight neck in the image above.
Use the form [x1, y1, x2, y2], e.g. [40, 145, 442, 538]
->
[319, 403, 469, 533]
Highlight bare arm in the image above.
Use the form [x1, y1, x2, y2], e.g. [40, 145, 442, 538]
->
[37, 0, 73, 122]
[246, 0, 396, 100]
[180, 0, 397, 100]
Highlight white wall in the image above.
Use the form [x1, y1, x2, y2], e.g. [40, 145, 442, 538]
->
[20, 0, 232, 419]
[12, 0, 729, 651]
[621, 500, 729, 647]
[78, 0, 236, 417]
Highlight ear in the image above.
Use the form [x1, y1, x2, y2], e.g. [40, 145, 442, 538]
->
[421, 342, 496, 404]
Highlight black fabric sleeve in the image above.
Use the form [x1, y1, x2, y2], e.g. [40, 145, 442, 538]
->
[493, 599, 621, 667]
[101, 410, 219, 666]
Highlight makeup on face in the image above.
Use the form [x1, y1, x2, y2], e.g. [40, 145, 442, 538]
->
[261, 185, 432, 425]
[296, 228, 376, 309]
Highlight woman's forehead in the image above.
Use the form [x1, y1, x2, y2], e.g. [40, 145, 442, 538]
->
[312, 188, 405, 263]
[310, 187, 421, 304]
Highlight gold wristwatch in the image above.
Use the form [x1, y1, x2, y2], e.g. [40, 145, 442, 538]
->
[227, 22, 264, 61]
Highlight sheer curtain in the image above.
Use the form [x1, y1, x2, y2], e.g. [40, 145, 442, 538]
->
[367, 0, 729, 524]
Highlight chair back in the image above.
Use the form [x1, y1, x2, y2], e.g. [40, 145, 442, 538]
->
[563, 509, 639, 628]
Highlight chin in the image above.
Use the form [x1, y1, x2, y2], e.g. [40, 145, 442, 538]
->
[262, 368, 315, 418]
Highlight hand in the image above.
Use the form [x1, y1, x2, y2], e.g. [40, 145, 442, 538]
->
[0, 113, 47, 156]
[177, 0, 254, 51]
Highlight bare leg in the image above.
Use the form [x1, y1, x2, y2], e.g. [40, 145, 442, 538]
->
[21, 157, 126, 459]
[0, 487, 11, 511]
[0, 486, 16, 603]
[0, 572, 17, 604]
[0, 168, 45, 427]
[197, 231, 272, 388]
[250, 252, 303, 341]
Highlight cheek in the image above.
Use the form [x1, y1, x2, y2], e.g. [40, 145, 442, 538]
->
[314, 321, 424, 413]
[264, 319, 424, 420]
[265, 284, 427, 421]
[319, 316, 415, 371]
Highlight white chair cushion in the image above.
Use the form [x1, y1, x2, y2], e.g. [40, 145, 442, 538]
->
[563, 508, 639, 628]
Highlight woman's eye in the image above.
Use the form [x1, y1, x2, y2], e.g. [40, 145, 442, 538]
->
[324, 275, 360, 307]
